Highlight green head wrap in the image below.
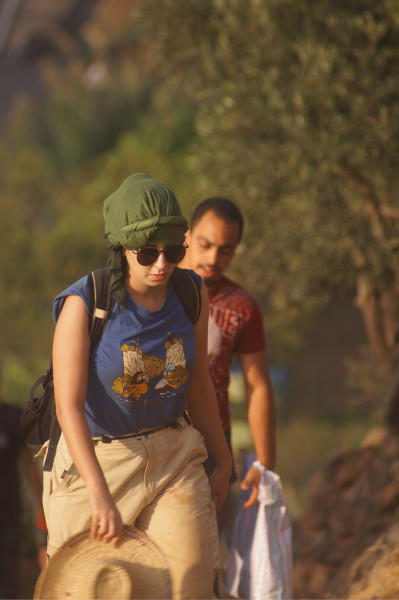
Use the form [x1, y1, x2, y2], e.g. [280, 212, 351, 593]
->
[103, 174, 188, 308]
[104, 173, 188, 249]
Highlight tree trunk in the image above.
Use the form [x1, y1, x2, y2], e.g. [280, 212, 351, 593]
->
[355, 275, 399, 432]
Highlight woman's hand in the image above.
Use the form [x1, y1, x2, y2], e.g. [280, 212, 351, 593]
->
[88, 485, 124, 548]
[209, 463, 231, 512]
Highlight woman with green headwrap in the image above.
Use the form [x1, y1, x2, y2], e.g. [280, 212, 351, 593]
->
[43, 174, 232, 598]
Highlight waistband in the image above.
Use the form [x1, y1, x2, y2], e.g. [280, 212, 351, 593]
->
[93, 418, 184, 444]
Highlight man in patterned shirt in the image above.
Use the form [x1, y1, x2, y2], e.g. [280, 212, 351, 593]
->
[180, 197, 276, 509]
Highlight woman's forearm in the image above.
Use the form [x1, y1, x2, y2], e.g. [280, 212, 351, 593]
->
[56, 401, 124, 545]
[187, 375, 232, 510]
[56, 404, 108, 492]
[186, 378, 232, 472]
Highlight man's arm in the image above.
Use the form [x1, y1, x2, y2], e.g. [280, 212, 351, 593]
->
[239, 349, 277, 507]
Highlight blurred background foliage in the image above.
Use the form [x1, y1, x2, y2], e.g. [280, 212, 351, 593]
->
[1, 0, 399, 515]
[132, 0, 399, 381]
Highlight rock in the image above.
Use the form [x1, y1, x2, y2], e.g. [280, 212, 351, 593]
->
[377, 481, 399, 512]
[346, 523, 399, 599]
[293, 428, 399, 599]
[360, 427, 389, 448]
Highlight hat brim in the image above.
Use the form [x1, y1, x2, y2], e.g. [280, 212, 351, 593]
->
[34, 526, 172, 599]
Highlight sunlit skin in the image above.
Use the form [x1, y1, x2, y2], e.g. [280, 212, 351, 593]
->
[181, 211, 241, 294]
[124, 243, 177, 310]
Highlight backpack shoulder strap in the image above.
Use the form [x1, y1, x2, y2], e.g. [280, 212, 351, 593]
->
[43, 420, 61, 472]
[170, 267, 202, 325]
[88, 267, 115, 349]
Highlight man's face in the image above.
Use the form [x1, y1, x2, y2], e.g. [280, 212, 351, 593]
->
[185, 210, 241, 290]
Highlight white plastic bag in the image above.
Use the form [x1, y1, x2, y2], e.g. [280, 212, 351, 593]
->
[226, 454, 293, 600]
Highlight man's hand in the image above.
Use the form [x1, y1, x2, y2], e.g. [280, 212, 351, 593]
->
[240, 465, 261, 508]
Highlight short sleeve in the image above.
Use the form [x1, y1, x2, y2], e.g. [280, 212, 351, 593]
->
[53, 275, 91, 324]
[235, 299, 266, 355]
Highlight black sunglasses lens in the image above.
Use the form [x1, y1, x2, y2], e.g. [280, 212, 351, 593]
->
[136, 244, 186, 266]
[137, 248, 159, 266]
[165, 245, 186, 263]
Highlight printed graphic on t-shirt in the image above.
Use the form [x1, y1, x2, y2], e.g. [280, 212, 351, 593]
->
[208, 305, 241, 362]
[208, 313, 223, 358]
[112, 331, 189, 404]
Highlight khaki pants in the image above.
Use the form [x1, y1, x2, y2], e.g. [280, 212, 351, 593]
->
[43, 418, 219, 599]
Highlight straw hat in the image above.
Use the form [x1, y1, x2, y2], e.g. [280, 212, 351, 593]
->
[34, 526, 172, 599]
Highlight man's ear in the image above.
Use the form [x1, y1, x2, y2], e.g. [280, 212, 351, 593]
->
[185, 228, 192, 244]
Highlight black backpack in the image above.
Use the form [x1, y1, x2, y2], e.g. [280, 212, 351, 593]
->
[20, 266, 201, 471]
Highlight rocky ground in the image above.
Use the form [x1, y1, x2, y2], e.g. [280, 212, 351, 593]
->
[293, 426, 399, 599]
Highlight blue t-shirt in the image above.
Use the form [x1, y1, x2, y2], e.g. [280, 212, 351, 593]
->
[53, 271, 199, 437]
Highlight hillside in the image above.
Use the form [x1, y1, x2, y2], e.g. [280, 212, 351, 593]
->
[294, 427, 399, 599]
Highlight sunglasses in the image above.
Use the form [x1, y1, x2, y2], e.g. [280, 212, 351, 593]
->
[132, 243, 187, 266]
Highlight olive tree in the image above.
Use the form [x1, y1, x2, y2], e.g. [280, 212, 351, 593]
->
[132, 0, 399, 420]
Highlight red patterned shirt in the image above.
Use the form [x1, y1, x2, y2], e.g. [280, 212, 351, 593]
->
[208, 275, 266, 431]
